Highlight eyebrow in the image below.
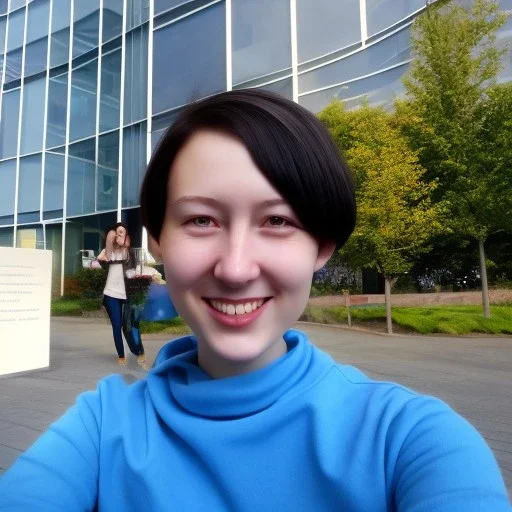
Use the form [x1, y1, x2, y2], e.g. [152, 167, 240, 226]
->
[170, 196, 288, 209]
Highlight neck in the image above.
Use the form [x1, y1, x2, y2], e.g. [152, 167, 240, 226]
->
[197, 337, 287, 379]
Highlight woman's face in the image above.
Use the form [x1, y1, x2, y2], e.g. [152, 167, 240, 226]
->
[154, 130, 334, 378]
[115, 226, 127, 247]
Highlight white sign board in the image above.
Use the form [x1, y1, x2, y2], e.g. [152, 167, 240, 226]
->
[0, 247, 52, 376]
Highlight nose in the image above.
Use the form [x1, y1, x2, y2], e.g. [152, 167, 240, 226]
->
[213, 229, 260, 287]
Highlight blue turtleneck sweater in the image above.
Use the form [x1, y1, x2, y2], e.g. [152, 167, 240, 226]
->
[0, 330, 509, 511]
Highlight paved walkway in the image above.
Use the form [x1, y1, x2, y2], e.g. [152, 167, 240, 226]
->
[1, 318, 510, 496]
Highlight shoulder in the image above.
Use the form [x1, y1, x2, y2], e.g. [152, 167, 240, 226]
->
[327, 363, 476, 442]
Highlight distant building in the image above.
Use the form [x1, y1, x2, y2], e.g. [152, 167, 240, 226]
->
[0, 0, 510, 294]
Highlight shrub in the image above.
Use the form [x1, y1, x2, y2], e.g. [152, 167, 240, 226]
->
[74, 268, 107, 298]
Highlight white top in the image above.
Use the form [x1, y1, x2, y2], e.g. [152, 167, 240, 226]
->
[103, 250, 127, 300]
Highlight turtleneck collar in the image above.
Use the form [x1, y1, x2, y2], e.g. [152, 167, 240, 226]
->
[147, 330, 333, 420]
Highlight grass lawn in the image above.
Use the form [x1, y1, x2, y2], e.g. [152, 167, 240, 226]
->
[52, 298, 102, 316]
[140, 317, 191, 336]
[51, 297, 191, 336]
[52, 297, 512, 336]
[300, 304, 512, 335]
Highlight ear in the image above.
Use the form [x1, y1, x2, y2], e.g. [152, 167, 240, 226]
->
[314, 241, 336, 272]
[148, 234, 163, 264]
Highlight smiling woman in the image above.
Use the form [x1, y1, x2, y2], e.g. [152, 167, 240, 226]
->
[0, 90, 510, 511]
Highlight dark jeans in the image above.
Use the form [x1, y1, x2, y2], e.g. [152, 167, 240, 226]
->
[103, 295, 145, 358]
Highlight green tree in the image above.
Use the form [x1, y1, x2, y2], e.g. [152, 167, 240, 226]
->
[319, 102, 444, 333]
[397, 0, 510, 317]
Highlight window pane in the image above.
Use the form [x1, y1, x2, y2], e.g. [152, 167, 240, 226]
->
[297, 0, 361, 63]
[7, 7, 24, 52]
[127, 0, 149, 30]
[0, 16, 6, 54]
[10, 0, 26, 12]
[21, 77, 46, 154]
[99, 49, 121, 132]
[24, 38, 48, 77]
[255, 77, 293, 101]
[97, 131, 119, 211]
[46, 72, 68, 148]
[366, 0, 425, 36]
[17, 154, 42, 223]
[0, 1, 7, 15]
[232, 0, 291, 85]
[67, 138, 96, 216]
[26, 0, 50, 42]
[72, 0, 99, 59]
[0, 159, 16, 225]
[49, 0, 71, 68]
[0, 90, 20, 159]
[16, 225, 44, 247]
[122, 121, 146, 207]
[5, 48, 23, 82]
[43, 152, 64, 217]
[299, 62, 408, 113]
[153, 2, 226, 114]
[0, 228, 14, 246]
[299, 26, 411, 93]
[154, 0, 184, 16]
[102, 0, 123, 42]
[70, 59, 98, 142]
[124, 24, 148, 124]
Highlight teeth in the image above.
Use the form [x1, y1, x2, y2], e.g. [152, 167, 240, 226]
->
[209, 299, 266, 315]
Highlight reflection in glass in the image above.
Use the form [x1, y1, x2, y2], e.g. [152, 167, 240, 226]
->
[255, 77, 293, 101]
[100, 49, 121, 132]
[70, 59, 98, 142]
[297, 0, 360, 63]
[44, 152, 65, 218]
[0, 90, 20, 159]
[17, 154, 42, 224]
[49, 0, 71, 68]
[299, 62, 408, 113]
[67, 138, 96, 217]
[0, 17, 6, 54]
[152, 2, 226, 114]
[46, 72, 68, 148]
[124, 24, 148, 124]
[0, 228, 14, 247]
[9, 0, 25, 12]
[154, 0, 184, 16]
[127, 0, 149, 30]
[232, 0, 291, 85]
[26, 0, 50, 41]
[122, 122, 146, 207]
[72, 0, 99, 59]
[6, 7, 24, 52]
[97, 131, 119, 212]
[24, 38, 48, 77]
[366, 0, 425, 37]
[24, 0, 50, 76]
[299, 26, 411, 94]
[0, 160, 16, 225]
[21, 77, 46, 154]
[4, 48, 23, 82]
[103, 0, 123, 42]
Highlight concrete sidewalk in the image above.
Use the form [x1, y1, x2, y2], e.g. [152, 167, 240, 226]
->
[1, 318, 511, 496]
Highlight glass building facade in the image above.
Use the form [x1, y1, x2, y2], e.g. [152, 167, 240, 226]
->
[0, 0, 511, 295]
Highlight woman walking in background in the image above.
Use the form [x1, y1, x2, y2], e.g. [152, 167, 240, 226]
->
[97, 222, 147, 368]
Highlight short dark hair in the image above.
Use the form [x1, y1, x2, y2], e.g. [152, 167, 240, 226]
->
[140, 89, 356, 249]
[106, 222, 129, 236]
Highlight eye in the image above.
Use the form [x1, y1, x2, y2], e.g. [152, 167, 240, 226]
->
[264, 216, 290, 228]
[191, 216, 214, 228]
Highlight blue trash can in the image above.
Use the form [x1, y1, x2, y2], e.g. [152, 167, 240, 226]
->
[140, 283, 178, 321]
